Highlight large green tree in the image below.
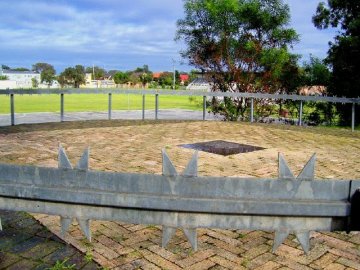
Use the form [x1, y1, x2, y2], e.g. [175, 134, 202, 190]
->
[32, 62, 56, 87]
[85, 66, 106, 80]
[176, 0, 299, 120]
[313, 0, 360, 124]
[113, 71, 130, 85]
[58, 65, 85, 88]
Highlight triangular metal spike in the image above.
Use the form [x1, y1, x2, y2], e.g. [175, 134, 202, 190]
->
[182, 151, 198, 177]
[297, 154, 316, 181]
[162, 149, 178, 177]
[183, 228, 198, 251]
[278, 153, 295, 180]
[60, 217, 72, 236]
[272, 230, 290, 252]
[58, 144, 72, 169]
[162, 226, 177, 248]
[76, 147, 90, 171]
[295, 231, 311, 254]
[77, 218, 91, 242]
[0, 217, 2, 231]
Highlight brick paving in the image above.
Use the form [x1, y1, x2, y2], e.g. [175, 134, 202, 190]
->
[0, 210, 100, 269]
[0, 120, 360, 269]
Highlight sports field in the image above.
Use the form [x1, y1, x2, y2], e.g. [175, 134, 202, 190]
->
[0, 94, 203, 113]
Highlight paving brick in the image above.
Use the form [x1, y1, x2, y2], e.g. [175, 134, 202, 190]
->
[243, 244, 270, 259]
[275, 256, 313, 270]
[253, 261, 281, 270]
[140, 250, 182, 270]
[336, 257, 360, 270]
[176, 249, 215, 268]
[313, 252, 339, 268]
[92, 242, 119, 260]
[0, 252, 21, 269]
[147, 245, 180, 263]
[209, 255, 245, 270]
[329, 248, 360, 261]
[247, 253, 276, 269]
[324, 263, 347, 270]
[187, 259, 216, 270]
[5, 259, 38, 270]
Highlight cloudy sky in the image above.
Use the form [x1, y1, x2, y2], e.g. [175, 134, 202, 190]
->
[0, 0, 337, 73]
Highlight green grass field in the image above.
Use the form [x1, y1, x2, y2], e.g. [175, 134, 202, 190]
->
[0, 94, 203, 113]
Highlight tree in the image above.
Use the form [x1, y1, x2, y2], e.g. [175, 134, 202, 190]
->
[113, 72, 129, 85]
[85, 66, 106, 80]
[31, 78, 39, 88]
[13, 67, 30, 71]
[1, 65, 10, 70]
[32, 62, 56, 87]
[301, 55, 331, 87]
[0, 75, 8, 80]
[313, 0, 360, 124]
[139, 73, 152, 87]
[58, 65, 85, 88]
[298, 56, 334, 125]
[176, 0, 299, 120]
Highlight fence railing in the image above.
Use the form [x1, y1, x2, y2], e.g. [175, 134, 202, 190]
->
[0, 145, 359, 254]
[1, 88, 359, 130]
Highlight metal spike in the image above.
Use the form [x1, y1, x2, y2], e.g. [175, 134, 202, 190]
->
[58, 145, 72, 169]
[76, 147, 90, 171]
[0, 217, 2, 231]
[162, 150, 177, 177]
[183, 228, 198, 251]
[278, 153, 295, 179]
[296, 231, 311, 254]
[60, 217, 72, 236]
[182, 151, 198, 177]
[77, 219, 91, 242]
[272, 230, 290, 252]
[297, 154, 316, 181]
[162, 226, 177, 248]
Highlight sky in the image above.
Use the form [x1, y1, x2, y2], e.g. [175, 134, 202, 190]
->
[0, 0, 338, 73]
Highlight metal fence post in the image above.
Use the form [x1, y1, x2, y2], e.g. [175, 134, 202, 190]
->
[142, 95, 145, 120]
[250, 98, 254, 123]
[10, 94, 15, 126]
[352, 102, 355, 132]
[60, 93, 64, 122]
[203, 96, 206, 121]
[299, 100, 303, 126]
[108, 93, 112, 120]
[155, 94, 159, 120]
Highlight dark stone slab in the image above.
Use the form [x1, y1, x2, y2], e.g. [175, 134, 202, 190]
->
[179, 140, 265, 156]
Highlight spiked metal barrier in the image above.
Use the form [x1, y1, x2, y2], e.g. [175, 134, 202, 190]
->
[0, 146, 359, 254]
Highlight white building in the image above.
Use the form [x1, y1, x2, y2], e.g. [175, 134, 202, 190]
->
[0, 67, 41, 89]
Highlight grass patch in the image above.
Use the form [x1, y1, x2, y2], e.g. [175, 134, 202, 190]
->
[0, 94, 203, 113]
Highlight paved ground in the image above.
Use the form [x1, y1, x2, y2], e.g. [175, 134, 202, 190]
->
[0, 210, 100, 269]
[0, 120, 359, 269]
[0, 110, 216, 126]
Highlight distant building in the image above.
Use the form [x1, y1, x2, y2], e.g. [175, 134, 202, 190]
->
[179, 74, 189, 85]
[186, 78, 211, 91]
[298, 85, 327, 96]
[0, 66, 40, 89]
[81, 73, 115, 88]
[152, 72, 162, 79]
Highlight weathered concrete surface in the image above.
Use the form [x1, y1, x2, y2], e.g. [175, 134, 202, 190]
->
[0, 120, 360, 269]
[0, 210, 100, 269]
[0, 110, 216, 126]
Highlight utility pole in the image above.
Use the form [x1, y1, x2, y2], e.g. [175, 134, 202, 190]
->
[172, 59, 176, 90]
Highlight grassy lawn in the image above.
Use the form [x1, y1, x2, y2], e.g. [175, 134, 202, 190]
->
[0, 94, 203, 113]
